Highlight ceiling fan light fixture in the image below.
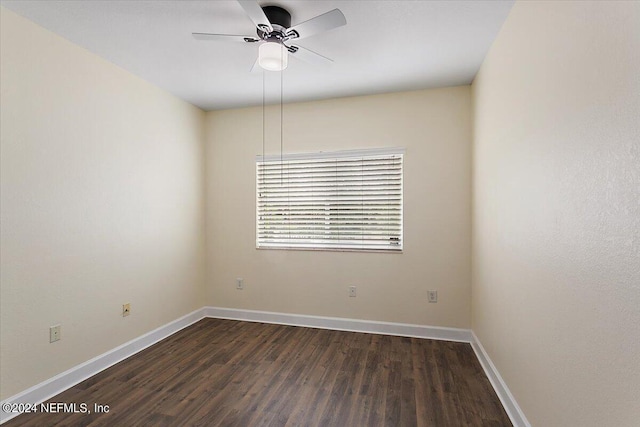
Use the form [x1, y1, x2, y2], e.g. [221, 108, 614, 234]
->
[258, 42, 288, 71]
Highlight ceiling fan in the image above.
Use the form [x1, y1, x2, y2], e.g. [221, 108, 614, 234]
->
[192, 0, 346, 71]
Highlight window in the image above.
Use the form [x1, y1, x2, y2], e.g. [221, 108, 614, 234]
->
[256, 148, 404, 252]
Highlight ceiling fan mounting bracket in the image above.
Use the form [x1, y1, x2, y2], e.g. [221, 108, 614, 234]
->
[262, 6, 291, 29]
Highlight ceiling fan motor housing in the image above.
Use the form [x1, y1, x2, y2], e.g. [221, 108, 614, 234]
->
[258, 6, 292, 41]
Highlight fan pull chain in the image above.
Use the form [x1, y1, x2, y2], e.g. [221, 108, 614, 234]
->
[280, 49, 284, 186]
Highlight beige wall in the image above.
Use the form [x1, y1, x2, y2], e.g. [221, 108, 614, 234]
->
[204, 87, 472, 328]
[472, 1, 640, 426]
[0, 8, 205, 399]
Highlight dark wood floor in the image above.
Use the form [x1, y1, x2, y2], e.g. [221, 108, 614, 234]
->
[5, 318, 511, 426]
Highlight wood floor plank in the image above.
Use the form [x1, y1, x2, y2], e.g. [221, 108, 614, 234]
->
[4, 318, 512, 426]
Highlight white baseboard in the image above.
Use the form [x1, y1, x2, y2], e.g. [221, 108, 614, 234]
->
[2, 307, 527, 427]
[470, 331, 531, 427]
[0, 308, 206, 425]
[204, 306, 473, 342]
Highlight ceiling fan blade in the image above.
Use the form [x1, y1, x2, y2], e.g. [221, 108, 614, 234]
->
[285, 9, 346, 40]
[192, 33, 260, 43]
[288, 45, 334, 67]
[237, 0, 273, 32]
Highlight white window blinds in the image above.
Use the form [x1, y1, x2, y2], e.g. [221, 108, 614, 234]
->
[256, 148, 404, 252]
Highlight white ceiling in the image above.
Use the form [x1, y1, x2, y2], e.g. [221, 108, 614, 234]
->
[1, 0, 513, 111]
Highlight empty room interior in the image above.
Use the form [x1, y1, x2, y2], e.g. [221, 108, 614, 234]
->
[0, 1, 638, 426]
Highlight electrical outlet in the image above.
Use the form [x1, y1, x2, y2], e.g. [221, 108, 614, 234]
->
[428, 290, 438, 303]
[236, 278, 244, 290]
[49, 325, 61, 343]
[349, 286, 357, 297]
[122, 303, 131, 317]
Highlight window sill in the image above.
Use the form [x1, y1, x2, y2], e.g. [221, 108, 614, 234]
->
[256, 246, 403, 254]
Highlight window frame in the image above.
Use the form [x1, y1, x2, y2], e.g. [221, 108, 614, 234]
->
[256, 147, 405, 253]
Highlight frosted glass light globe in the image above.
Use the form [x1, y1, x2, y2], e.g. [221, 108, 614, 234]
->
[258, 42, 288, 71]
